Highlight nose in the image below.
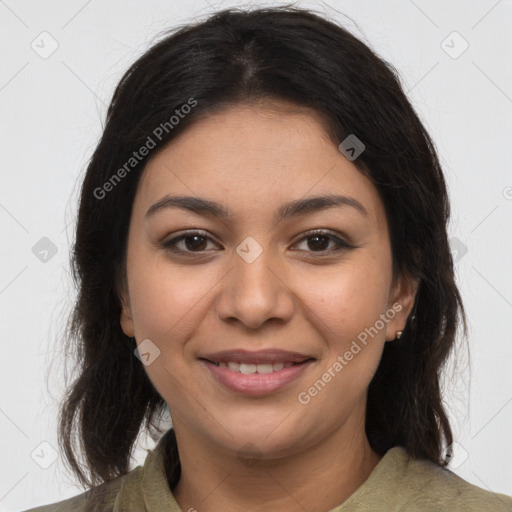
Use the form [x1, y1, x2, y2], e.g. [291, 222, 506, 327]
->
[215, 247, 295, 330]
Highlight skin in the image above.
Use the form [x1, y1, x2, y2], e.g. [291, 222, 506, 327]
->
[119, 100, 418, 512]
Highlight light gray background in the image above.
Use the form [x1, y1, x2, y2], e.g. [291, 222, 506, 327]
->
[1, 0, 511, 510]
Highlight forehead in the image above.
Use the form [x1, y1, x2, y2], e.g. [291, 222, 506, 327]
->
[135, 102, 386, 228]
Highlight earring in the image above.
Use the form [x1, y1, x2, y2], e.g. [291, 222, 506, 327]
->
[395, 330, 403, 340]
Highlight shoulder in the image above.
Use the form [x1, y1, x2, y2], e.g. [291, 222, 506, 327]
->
[21, 465, 144, 512]
[22, 428, 178, 512]
[392, 447, 512, 511]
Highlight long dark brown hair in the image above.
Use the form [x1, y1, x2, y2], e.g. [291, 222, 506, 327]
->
[57, 5, 467, 491]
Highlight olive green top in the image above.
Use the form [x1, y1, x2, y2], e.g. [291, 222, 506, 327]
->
[23, 429, 512, 511]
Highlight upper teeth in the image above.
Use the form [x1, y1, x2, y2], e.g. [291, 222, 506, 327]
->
[217, 361, 295, 373]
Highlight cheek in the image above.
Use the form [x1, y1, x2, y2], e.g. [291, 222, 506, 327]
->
[294, 260, 391, 414]
[126, 248, 212, 341]
[127, 249, 241, 393]
[126, 253, 214, 401]
[300, 257, 392, 344]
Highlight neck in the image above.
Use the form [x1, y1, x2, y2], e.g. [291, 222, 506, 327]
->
[172, 420, 382, 512]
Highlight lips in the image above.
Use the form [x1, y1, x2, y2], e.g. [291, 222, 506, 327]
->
[199, 348, 314, 365]
[201, 358, 314, 395]
[198, 349, 315, 395]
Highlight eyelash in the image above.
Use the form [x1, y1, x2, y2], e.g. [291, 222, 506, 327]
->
[161, 229, 353, 257]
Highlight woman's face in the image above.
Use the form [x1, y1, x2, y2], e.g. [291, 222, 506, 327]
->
[120, 101, 416, 459]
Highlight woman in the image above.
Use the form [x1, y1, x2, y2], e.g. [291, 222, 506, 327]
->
[24, 5, 512, 511]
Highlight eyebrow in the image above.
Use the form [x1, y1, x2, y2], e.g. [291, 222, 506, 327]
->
[145, 194, 368, 222]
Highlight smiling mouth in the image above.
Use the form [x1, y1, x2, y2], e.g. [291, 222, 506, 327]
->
[201, 359, 313, 374]
[200, 354, 315, 395]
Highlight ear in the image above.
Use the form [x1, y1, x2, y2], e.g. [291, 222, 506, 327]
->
[118, 284, 135, 338]
[384, 272, 419, 341]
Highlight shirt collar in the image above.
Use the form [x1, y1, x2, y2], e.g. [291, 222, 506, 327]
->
[130, 429, 412, 512]
[140, 429, 182, 511]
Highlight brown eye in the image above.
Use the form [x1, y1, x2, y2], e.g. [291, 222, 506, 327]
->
[306, 234, 331, 251]
[162, 230, 220, 255]
[292, 230, 353, 255]
[182, 234, 208, 251]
